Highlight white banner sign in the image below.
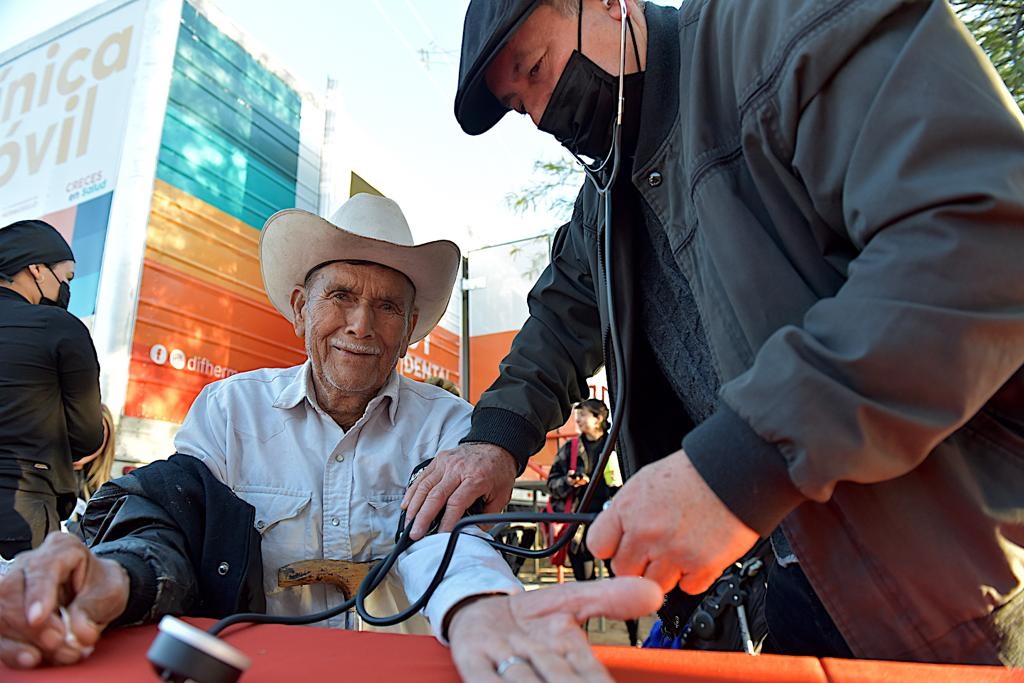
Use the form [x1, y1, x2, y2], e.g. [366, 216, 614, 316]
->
[0, 0, 146, 221]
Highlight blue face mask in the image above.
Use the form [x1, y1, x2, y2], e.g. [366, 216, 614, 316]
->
[36, 265, 71, 310]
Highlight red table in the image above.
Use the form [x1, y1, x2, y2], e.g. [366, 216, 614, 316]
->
[4, 618, 1022, 682]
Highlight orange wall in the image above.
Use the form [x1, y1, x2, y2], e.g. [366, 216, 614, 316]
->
[470, 330, 616, 478]
[400, 326, 460, 387]
[124, 181, 306, 423]
[468, 329, 518, 404]
[144, 181, 268, 301]
[124, 259, 307, 422]
[470, 328, 567, 477]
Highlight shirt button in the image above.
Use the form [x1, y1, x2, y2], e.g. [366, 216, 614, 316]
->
[255, 520, 266, 530]
[217, 562, 230, 576]
[331, 517, 340, 526]
[335, 453, 345, 462]
[647, 171, 663, 187]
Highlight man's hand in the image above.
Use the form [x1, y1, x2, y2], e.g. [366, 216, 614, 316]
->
[448, 577, 662, 682]
[401, 443, 518, 539]
[0, 533, 129, 669]
[587, 449, 759, 595]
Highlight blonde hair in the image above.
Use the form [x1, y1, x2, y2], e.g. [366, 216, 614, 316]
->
[81, 404, 117, 499]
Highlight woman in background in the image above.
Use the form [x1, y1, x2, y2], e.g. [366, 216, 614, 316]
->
[73, 404, 116, 502]
[547, 398, 639, 646]
[64, 404, 117, 538]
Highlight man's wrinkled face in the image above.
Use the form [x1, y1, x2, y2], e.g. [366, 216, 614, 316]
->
[291, 261, 418, 398]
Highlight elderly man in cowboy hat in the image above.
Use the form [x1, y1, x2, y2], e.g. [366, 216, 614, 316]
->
[0, 195, 658, 680]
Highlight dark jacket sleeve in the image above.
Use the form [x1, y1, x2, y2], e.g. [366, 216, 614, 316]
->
[54, 314, 103, 458]
[546, 441, 574, 501]
[463, 218, 605, 470]
[81, 455, 265, 626]
[685, 0, 1024, 534]
[82, 472, 197, 626]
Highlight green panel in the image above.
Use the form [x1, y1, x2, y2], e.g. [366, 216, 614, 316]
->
[156, 2, 302, 228]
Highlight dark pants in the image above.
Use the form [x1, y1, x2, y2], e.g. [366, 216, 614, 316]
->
[763, 560, 854, 658]
[0, 488, 59, 558]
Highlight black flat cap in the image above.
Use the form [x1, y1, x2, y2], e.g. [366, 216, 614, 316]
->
[455, 0, 540, 135]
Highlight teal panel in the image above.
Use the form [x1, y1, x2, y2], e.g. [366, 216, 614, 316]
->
[156, 2, 302, 228]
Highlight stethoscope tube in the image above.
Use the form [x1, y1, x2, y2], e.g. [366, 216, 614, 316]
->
[208, 512, 600, 636]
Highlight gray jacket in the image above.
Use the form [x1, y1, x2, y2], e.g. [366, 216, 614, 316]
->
[465, 0, 1024, 664]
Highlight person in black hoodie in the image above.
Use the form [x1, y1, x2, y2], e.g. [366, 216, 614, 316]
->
[0, 220, 103, 557]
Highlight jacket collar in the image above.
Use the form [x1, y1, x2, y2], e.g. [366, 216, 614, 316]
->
[633, 2, 682, 173]
[0, 287, 30, 304]
[273, 360, 401, 425]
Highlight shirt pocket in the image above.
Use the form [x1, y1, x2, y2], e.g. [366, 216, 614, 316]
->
[233, 486, 312, 598]
[366, 493, 403, 558]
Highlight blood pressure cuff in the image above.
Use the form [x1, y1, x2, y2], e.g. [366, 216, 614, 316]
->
[395, 459, 485, 543]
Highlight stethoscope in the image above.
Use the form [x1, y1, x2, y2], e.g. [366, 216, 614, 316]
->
[148, 3, 634, 680]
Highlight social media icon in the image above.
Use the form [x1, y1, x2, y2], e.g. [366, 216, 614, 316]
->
[150, 344, 168, 365]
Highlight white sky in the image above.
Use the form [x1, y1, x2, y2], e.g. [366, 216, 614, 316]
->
[0, 0, 604, 251]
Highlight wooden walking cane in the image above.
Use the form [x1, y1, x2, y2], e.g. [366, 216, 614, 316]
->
[277, 559, 376, 600]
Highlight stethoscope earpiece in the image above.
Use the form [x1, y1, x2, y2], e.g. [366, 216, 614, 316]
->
[147, 616, 251, 683]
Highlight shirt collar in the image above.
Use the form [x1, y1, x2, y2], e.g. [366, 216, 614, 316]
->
[273, 360, 313, 410]
[371, 370, 402, 426]
[273, 360, 402, 425]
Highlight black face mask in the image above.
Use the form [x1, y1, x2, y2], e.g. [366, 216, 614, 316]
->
[537, 9, 643, 161]
[36, 265, 71, 310]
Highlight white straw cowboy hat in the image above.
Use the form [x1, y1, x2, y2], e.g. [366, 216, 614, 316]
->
[260, 194, 461, 343]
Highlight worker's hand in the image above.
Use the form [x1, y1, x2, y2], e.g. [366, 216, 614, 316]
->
[401, 442, 518, 539]
[448, 577, 662, 682]
[588, 449, 760, 595]
[0, 532, 129, 669]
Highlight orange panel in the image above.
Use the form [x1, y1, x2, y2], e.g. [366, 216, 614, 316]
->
[822, 657, 1024, 682]
[6, 618, 1020, 683]
[471, 330, 610, 470]
[468, 329, 519, 404]
[399, 326, 461, 387]
[596, 648, 828, 682]
[472, 327, 553, 474]
[144, 179, 267, 302]
[124, 259, 306, 423]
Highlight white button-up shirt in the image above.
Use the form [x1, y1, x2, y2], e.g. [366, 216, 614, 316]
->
[174, 361, 521, 639]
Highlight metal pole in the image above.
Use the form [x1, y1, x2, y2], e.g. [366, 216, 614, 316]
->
[460, 255, 470, 400]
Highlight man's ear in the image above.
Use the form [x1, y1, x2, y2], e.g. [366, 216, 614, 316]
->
[605, 0, 625, 21]
[399, 310, 420, 358]
[290, 286, 307, 338]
